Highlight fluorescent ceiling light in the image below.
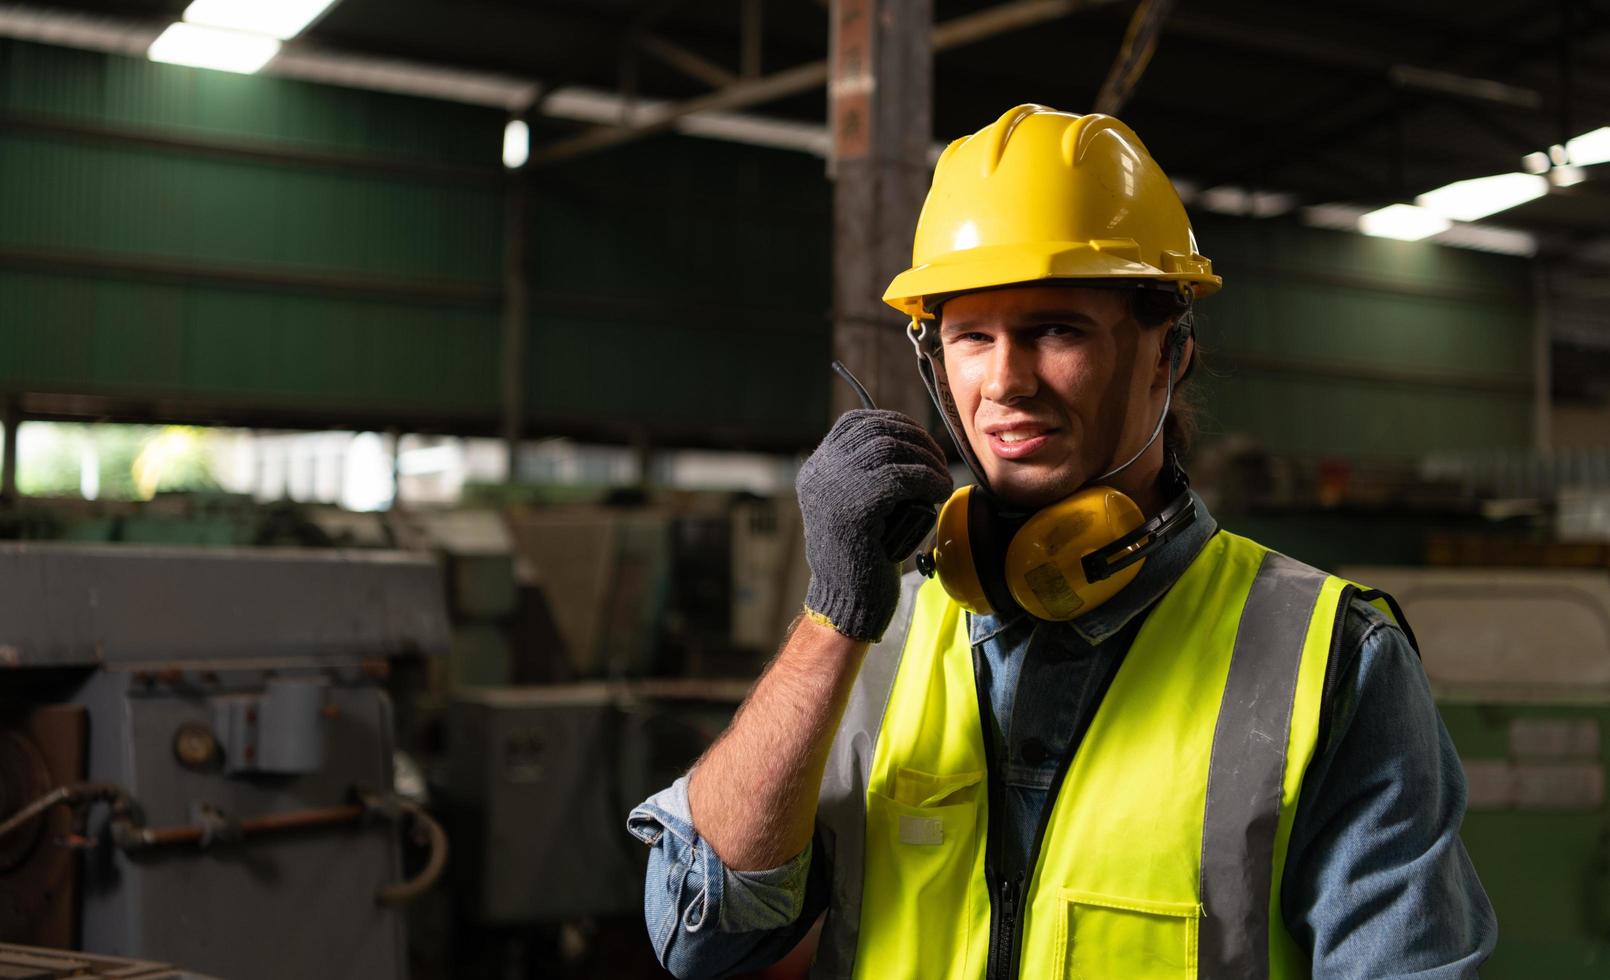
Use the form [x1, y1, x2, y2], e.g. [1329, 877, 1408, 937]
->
[1550, 164, 1588, 187]
[1415, 172, 1548, 222]
[1565, 127, 1610, 167]
[1432, 223, 1538, 257]
[183, 0, 339, 41]
[148, 22, 279, 74]
[1196, 186, 1295, 218]
[1249, 190, 1297, 218]
[1357, 204, 1451, 241]
[1301, 203, 1368, 231]
[502, 119, 530, 169]
[1521, 151, 1551, 175]
[1549, 143, 1570, 166]
[1200, 185, 1250, 215]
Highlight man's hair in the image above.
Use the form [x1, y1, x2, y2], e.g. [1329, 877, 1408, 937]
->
[1131, 289, 1200, 456]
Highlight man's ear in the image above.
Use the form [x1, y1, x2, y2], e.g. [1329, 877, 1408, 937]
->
[1153, 319, 1193, 387]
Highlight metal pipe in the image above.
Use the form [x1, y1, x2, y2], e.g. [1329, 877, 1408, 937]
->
[0, 783, 127, 840]
[122, 803, 366, 848]
[112, 796, 447, 906]
[376, 802, 448, 907]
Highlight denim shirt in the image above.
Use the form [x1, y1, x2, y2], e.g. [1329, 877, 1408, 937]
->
[629, 494, 1496, 978]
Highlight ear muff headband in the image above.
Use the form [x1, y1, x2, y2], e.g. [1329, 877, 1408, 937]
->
[967, 487, 1025, 616]
[1081, 486, 1196, 584]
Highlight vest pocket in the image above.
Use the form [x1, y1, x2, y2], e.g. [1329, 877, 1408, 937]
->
[859, 774, 984, 979]
[890, 765, 983, 808]
[1056, 888, 1200, 980]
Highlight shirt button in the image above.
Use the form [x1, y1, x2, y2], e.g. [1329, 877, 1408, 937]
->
[1019, 738, 1048, 767]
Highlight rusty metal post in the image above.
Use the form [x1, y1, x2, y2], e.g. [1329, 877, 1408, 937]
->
[828, 0, 933, 424]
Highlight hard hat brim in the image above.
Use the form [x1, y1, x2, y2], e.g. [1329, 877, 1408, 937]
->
[882, 242, 1222, 317]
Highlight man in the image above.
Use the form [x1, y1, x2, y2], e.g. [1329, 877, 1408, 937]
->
[630, 106, 1494, 978]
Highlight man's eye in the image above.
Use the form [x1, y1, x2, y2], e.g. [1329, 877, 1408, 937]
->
[1040, 323, 1082, 338]
[945, 332, 991, 345]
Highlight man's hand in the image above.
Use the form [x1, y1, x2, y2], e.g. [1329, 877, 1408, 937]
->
[797, 409, 953, 641]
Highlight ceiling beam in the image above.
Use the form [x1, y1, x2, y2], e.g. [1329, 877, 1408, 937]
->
[1190, 4, 1605, 194]
[1093, 0, 1175, 116]
[532, 0, 1126, 165]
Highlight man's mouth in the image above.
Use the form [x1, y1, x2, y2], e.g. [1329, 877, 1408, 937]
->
[982, 423, 1057, 460]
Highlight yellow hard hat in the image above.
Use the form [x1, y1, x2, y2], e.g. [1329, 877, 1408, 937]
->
[883, 105, 1220, 317]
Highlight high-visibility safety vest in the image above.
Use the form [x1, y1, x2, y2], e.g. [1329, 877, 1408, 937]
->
[812, 531, 1398, 980]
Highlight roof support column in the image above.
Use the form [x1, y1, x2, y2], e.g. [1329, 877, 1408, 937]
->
[829, 0, 934, 423]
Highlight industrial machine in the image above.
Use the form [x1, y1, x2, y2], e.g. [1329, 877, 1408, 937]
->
[1342, 565, 1610, 977]
[0, 543, 451, 980]
[442, 680, 745, 924]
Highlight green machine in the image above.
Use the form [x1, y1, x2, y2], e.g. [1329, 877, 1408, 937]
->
[1343, 566, 1610, 976]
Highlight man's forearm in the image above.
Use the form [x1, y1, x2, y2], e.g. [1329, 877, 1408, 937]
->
[688, 615, 868, 871]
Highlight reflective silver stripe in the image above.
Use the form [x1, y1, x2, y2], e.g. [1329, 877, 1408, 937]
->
[1198, 552, 1328, 979]
[812, 571, 925, 980]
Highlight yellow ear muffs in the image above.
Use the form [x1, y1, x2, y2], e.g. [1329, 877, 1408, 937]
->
[1003, 487, 1147, 621]
[930, 483, 1150, 620]
[931, 484, 993, 615]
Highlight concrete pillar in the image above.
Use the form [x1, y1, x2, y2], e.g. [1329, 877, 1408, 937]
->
[828, 0, 933, 423]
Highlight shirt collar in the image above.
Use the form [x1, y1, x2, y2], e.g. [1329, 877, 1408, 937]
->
[967, 489, 1218, 646]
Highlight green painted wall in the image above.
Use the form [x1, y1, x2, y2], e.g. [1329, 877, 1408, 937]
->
[1193, 216, 1536, 457]
[527, 135, 832, 445]
[0, 39, 504, 429]
[0, 39, 1536, 456]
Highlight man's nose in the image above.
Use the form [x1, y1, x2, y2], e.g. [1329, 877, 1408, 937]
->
[979, 338, 1037, 404]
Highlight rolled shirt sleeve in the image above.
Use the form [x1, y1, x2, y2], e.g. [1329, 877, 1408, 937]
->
[628, 773, 824, 979]
[1282, 598, 1498, 978]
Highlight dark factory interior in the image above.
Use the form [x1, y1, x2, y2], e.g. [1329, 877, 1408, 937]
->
[2, 2, 1610, 978]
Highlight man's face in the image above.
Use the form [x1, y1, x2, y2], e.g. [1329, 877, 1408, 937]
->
[938, 284, 1166, 511]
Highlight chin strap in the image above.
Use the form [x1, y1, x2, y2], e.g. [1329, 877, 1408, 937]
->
[909, 318, 994, 496]
[1094, 303, 1190, 484]
[1083, 307, 1197, 585]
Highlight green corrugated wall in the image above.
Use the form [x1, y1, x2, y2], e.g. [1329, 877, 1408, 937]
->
[1195, 216, 1536, 457]
[0, 39, 505, 428]
[528, 135, 832, 445]
[0, 39, 1537, 456]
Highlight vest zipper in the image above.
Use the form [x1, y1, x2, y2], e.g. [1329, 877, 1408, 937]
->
[989, 872, 1025, 979]
[973, 645, 1012, 980]
[978, 620, 1138, 979]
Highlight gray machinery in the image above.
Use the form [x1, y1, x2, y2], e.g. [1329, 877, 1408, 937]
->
[444, 680, 747, 925]
[0, 544, 450, 980]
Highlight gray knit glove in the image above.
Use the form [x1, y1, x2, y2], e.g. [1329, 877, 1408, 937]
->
[797, 409, 953, 642]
